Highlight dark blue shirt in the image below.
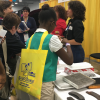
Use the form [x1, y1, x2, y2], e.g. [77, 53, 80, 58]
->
[0, 19, 3, 25]
[18, 17, 37, 44]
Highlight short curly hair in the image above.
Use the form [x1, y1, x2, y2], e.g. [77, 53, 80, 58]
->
[54, 5, 67, 21]
[3, 13, 21, 30]
[68, 1, 86, 21]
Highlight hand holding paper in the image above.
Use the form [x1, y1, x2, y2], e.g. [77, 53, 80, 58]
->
[0, 29, 7, 43]
[24, 28, 30, 32]
[17, 29, 23, 33]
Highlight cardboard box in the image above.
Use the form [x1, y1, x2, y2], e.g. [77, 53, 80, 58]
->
[64, 67, 94, 75]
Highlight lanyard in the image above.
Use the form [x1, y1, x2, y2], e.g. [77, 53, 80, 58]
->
[23, 17, 28, 33]
[23, 17, 28, 25]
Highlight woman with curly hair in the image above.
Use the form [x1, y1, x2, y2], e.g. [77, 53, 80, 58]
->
[51, 5, 67, 36]
[62, 1, 86, 63]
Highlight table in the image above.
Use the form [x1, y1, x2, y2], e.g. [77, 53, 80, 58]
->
[54, 61, 100, 100]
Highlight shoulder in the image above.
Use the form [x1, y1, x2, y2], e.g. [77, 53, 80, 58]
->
[56, 18, 67, 28]
[73, 20, 83, 25]
[49, 35, 63, 52]
[28, 17, 35, 21]
[57, 18, 66, 24]
[6, 31, 11, 37]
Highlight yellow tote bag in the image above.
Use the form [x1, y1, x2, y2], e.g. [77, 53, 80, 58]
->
[15, 31, 48, 99]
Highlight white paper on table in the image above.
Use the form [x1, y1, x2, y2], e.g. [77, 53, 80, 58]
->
[66, 62, 93, 70]
[54, 75, 73, 90]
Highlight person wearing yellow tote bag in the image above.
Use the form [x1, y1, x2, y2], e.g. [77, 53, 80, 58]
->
[16, 4, 73, 100]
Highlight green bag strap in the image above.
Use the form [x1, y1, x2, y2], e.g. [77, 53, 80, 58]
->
[27, 31, 48, 50]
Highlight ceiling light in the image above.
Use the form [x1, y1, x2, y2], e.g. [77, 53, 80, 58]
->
[15, 2, 18, 4]
[15, 11, 18, 13]
[12, 4, 14, 6]
[19, 0, 22, 2]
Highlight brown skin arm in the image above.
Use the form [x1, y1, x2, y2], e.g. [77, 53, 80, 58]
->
[16, 53, 21, 56]
[56, 46, 73, 65]
[0, 59, 6, 90]
[62, 38, 81, 45]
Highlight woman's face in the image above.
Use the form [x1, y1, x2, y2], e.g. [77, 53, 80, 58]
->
[67, 6, 74, 18]
[4, 5, 13, 15]
[23, 10, 29, 18]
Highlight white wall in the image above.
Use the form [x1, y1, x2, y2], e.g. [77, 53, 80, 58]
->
[12, 6, 23, 11]
[12, 1, 40, 12]
[28, 1, 40, 11]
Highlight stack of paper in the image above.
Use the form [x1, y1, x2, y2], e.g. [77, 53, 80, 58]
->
[63, 73, 95, 89]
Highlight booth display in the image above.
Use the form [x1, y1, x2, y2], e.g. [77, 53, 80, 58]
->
[39, 0, 100, 62]
[55, 60, 100, 100]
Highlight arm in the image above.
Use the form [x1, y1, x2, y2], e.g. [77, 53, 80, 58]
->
[28, 18, 37, 34]
[0, 59, 6, 88]
[0, 59, 5, 76]
[16, 53, 21, 56]
[56, 46, 73, 65]
[62, 38, 81, 45]
[49, 35, 73, 65]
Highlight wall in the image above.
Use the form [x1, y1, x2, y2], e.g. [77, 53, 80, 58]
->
[12, 1, 40, 12]
[28, 1, 40, 11]
[12, 6, 23, 11]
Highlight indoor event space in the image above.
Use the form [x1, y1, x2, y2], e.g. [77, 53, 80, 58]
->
[0, 0, 100, 100]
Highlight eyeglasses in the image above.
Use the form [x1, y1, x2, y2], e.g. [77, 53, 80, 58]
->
[23, 11, 28, 13]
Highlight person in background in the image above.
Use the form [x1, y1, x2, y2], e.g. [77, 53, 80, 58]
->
[17, 7, 37, 44]
[0, 1, 13, 24]
[62, 1, 86, 63]
[0, 1, 13, 36]
[0, 0, 13, 69]
[25, 4, 73, 100]
[2, 12, 25, 75]
[51, 5, 67, 36]
[0, 12, 25, 100]
[0, 3, 13, 99]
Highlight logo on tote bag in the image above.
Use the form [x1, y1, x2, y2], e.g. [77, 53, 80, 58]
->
[18, 62, 36, 88]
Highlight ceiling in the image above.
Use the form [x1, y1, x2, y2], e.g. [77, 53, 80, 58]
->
[13, 0, 40, 7]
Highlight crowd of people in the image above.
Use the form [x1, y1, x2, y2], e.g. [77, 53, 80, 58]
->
[0, 0, 86, 100]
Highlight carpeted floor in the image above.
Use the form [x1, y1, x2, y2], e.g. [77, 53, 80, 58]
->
[84, 58, 100, 75]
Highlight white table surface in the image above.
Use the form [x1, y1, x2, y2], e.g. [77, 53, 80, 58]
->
[54, 61, 100, 100]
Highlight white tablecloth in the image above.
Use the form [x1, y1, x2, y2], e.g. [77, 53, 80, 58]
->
[54, 61, 100, 100]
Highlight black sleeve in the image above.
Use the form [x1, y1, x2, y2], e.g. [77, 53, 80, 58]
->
[73, 20, 84, 43]
[28, 17, 37, 35]
[6, 33, 25, 58]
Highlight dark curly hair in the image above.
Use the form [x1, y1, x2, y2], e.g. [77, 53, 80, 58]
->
[54, 5, 67, 21]
[3, 13, 21, 30]
[22, 6, 30, 13]
[68, 1, 86, 21]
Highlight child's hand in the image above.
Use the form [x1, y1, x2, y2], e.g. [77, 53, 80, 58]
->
[61, 38, 69, 44]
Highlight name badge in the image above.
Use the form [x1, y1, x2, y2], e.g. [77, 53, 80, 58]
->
[24, 34, 29, 42]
